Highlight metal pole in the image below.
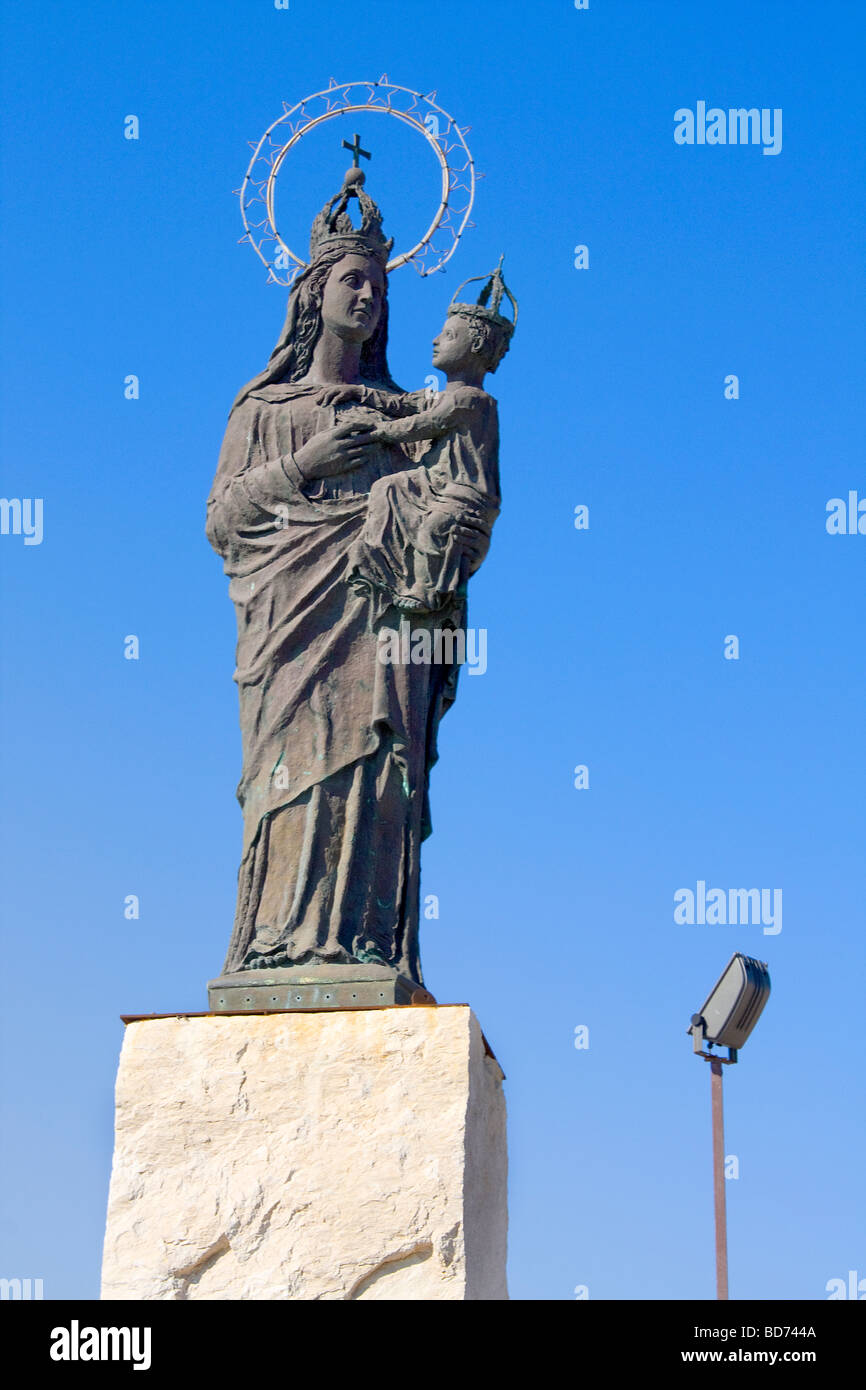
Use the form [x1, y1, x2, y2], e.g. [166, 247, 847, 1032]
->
[710, 1057, 729, 1299]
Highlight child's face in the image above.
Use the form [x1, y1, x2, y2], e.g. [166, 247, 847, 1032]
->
[432, 314, 476, 373]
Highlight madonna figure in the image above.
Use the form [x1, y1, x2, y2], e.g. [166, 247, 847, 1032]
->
[206, 174, 492, 995]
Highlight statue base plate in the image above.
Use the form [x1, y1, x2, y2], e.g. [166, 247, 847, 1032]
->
[207, 964, 435, 1012]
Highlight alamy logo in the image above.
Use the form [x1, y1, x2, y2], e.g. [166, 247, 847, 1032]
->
[0, 1277, 43, 1299]
[826, 491, 866, 535]
[0, 497, 43, 545]
[674, 880, 782, 935]
[50, 1321, 151, 1371]
[377, 620, 487, 675]
[674, 103, 782, 156]
[826, 1270, 866, 1300]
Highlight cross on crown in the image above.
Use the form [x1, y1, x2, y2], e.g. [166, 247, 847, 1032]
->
[342, 132, 371, 168]
[307, 134, 392, 265]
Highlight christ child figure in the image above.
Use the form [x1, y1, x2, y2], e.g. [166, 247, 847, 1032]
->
[352, 265, 516, 613]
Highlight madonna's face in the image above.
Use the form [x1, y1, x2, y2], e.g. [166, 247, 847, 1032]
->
[320, 254, 385, 343]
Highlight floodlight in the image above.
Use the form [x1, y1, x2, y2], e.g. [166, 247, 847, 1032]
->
[687, 951, 771, 1300]
[688, 952, 771, 1059]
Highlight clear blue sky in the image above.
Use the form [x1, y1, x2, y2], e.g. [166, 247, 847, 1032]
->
[1, 0, 863, 1301]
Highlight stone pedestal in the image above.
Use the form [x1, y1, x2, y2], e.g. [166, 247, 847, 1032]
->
[101, 1005, 507, 1300]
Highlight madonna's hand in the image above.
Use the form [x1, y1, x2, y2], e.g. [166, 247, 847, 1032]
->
[294, 423, 378, 481]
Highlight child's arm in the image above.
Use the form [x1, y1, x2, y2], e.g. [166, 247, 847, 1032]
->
[372, 392, 464, 446]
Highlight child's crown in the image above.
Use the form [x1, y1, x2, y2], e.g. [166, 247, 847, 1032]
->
[447, 255, 517, 340]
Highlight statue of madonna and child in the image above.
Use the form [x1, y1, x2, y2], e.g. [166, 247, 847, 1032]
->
[205, 160, 517, 1008]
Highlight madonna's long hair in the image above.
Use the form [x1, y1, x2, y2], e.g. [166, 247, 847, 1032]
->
[230, 247, 399, 415]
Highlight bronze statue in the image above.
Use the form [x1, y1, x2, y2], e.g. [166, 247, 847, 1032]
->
[206, 158, 515, 1008]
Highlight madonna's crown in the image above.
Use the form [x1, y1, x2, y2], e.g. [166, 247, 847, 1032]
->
[309, 168, 394, 266]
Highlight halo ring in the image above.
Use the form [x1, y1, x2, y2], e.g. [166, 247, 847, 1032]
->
[240, 80, 475, 285]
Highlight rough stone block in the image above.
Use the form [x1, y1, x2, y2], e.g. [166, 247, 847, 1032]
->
[101, 1005, 507, 1300]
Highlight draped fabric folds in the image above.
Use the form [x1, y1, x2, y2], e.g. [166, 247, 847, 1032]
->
[206, 383, 467, 984]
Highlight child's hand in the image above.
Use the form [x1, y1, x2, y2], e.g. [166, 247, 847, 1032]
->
[319, 385, 366, 408]
[333, 403, 387, 434]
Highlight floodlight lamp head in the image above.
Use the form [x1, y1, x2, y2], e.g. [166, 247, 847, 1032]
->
[688, 952, 771, 1057]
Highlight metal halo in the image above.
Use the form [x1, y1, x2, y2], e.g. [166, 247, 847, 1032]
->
[239, 78, 475, 286]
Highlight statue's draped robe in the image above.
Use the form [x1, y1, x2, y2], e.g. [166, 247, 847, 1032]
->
[206, 383, 466, 984]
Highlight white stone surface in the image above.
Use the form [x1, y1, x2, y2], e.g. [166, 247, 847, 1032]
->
[101, 1005, 507, 1300]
